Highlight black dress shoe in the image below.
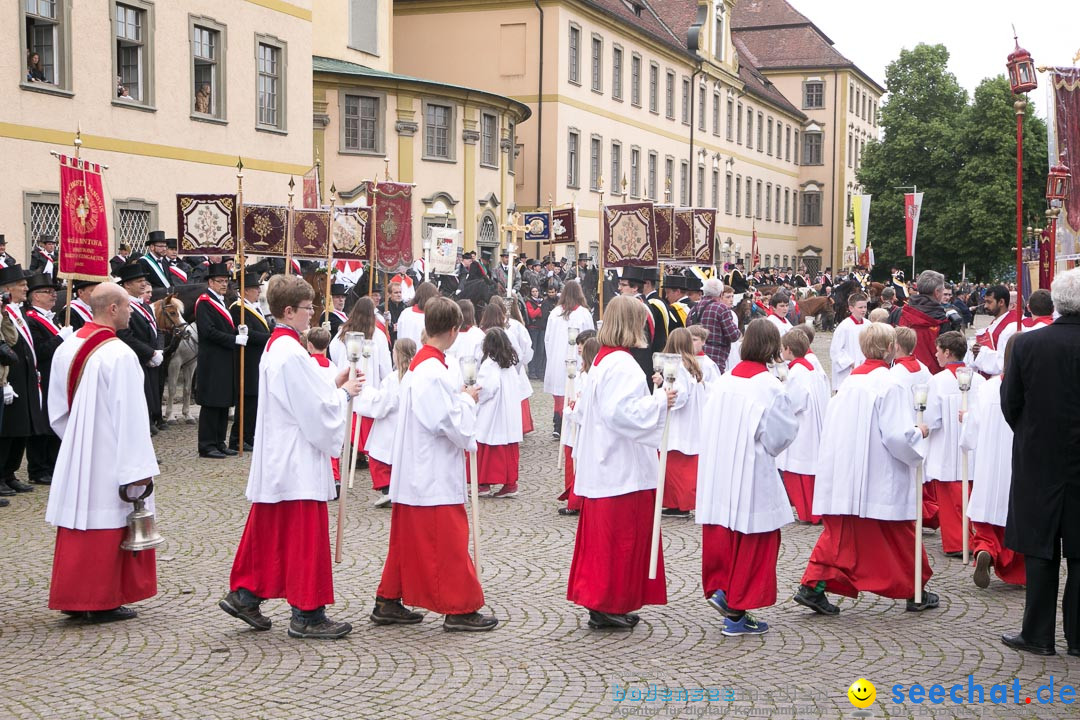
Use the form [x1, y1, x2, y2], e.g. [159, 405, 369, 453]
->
[1002, 633, 1056, 656]
[220, 447, 239, 457]
[0, 484, 14, 497]
[243, 442, 253, 452]
[1068, 647, 1080, 657]
[6, 478, 33, 493]
[31, 475, 52, 485]
[0, 498, 8, 507]
[200, 450, 228, 459]
[149, 425, 158, 437]
[68, 606, 138, 623]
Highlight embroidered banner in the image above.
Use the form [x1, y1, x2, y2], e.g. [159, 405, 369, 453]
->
[692, 208, 716, 265]
[551, 207, 577, 245]
[331, 206, 371, 261]
[58, 155, 110, 280]
[290, 209, 332, 259]
[602, 202, 657, 268]
[367, 181, 414, 270]
[523, 212, 551, 242]
[654, 204, 675, 260]
[241, 204, 288, 256]
[176, 194, 237, 256]
[672, 208, 694, 262]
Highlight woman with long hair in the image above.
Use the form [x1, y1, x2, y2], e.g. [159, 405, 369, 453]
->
[475, 328, 526, 498]
[447, 299, 485, 363]
[396, 281, 440, 346]
[567, 296, 676, 629]
[658, 328, 702, 517]
[542, 280, 594, 437]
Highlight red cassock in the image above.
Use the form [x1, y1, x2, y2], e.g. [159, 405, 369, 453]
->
[377, 504, 484, 614]
[971, 522, 1026, 585]
[521, 398, 534, 435]
[567, 489, 667, 614]
[561, 446, 582, 511]
[701, 525, 780, 611]
[782, 471, 820, 523]
[369, 457, 392, 490]
[229, 500, 334, 611]
[662, 451, 697, 512]
[49, 528, 156, 611]
[922, 483, 940, 530]
[477, 442, 519, 487]
[358, 415, 374, 454]
[802, 515, 933, 599]
[932, 480, 971, 554]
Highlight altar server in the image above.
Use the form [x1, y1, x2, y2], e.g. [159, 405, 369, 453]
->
[777, 328, 829, 524]
[395, 282, 439, 347]
[794, 323, 937, 616]
[475, 327, 526, 498]
[687, 326, 722, 384]
[559, 337, 598, 517]
[46, 284, 159, 622]
[566, 296, 676, 630]
[220, 275, 362, 640]
[765, 292, 793, 337]
[829, 293, 868, 389]
[358, 339, 416, 508]
[888, 327, 936, 530]
[659, 328, 702, 517]
[330, 298, 392, 471]
[446, 300, 485, 364]
[696, 319, 797, 636]
[371, 297, 498, 632]
[543, 280, 594, 438]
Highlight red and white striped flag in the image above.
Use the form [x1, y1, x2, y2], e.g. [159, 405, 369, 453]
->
[904, 192, 923, 257]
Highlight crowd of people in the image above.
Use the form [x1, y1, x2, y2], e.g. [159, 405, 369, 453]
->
[2, 227, 1076, 655]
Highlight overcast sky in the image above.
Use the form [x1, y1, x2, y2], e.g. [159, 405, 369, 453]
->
[786, 0, 1080, 118]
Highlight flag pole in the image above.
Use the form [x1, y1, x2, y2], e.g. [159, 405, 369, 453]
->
[236, 158, 247, 458]
[323, 185, 337, 327]
[598, 177, 605, 320]
[63, 129, 83, 327]
[368, 177, 378, 297]
[286, 177, 295, 275]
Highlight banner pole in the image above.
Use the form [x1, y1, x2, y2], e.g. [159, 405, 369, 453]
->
[323, 185, 337, 327]
[598, 182, 605, 321]
[369, 178, 378, 297]
[236, 159, 247, 458]
[286, 177, 295, 275]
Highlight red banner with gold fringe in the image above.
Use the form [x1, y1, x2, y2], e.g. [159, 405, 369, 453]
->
[58, 155, 109, 280]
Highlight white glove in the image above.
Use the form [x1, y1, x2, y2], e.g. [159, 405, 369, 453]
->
[235, 334, 249, 347]
[150, 350, 164, 367]
[59, 326, 74, 339]
[3, 384, 15, 405]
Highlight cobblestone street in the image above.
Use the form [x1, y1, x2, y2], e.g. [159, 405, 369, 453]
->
[1, 321, 1075, 720]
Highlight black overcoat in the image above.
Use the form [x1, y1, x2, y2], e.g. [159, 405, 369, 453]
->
[195, 294, 237, 408]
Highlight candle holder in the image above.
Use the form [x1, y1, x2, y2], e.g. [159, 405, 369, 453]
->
[345, 331, 365, 363]
[653, 352, 665, 375]
[461, 356, 478, 386]
[322, 320, 332, 334]
[912, 383, 929, 412]
[565, 357, 579, 379]
[771, 362, 788, 383]
[361, 338, 375, 360]
[567, 326, 579, 346]
[955, 366, 973, 392]
[662, 353, 679, 386]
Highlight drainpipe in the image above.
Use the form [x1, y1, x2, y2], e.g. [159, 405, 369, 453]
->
[688, 66, 702, 205]
[534, 0, 545, 260]
[830, 70, 838, 270]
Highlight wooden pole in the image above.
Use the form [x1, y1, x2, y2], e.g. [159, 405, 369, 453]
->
[648, 361, 674, 580]
[1015, 99, 1025, 331]
[346, 340, 370, 491]
[462, 357, 482, 578]
[286, 177, 296, 276]
[913, 397, 927, 605]
[598, 180, 605, 320]
[236, 158, 247, 458]
[960, 379, 971, 565]
[335, 350, 360, 564]
[322, 186, 337, 327]
[368, 178, 378, 297]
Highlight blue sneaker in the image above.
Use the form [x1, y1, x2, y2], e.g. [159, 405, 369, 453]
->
[721, 613, 769, 636]
[707, 590, 740, 619]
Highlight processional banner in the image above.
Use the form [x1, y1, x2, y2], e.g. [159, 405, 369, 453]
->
[58, 154, 109, 280]
[176, 194, 238, 256]
[602, 202, 657, 268]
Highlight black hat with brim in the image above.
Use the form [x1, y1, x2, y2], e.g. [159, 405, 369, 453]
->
[207, 262, 231, 279]
[578, 253, 590, 261]
[663, 274, 686, 290]
[165, 238, 178, 250]
[242, 273, 262, 288]
[330, 283, 348, 296]
[26, 273, 59, 293]
[683, 272, 703, 292]
[116, 263, 150, 284]
[0, 264, 28, 286]
[73, 279, 101, 291]
[147, 230, 166, 245]
[621, 265, 648, 283]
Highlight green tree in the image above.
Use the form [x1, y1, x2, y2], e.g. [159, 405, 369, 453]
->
[858, 44, 1047, 281]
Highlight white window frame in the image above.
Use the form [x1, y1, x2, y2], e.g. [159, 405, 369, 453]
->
[190, 16, 226, 122]
[567, 129, 581, 188]
[590, 34, 603, 93]
[111, 0, 155, 109]
[630, 146, 641, 198]
[341, 91, 385, 155]
[255, 34, 287, 132]
[21, 0, 73, 94]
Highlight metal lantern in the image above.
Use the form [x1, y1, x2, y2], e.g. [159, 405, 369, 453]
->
[1006, 36, 1037, 95]
[1047, 158, 1071, 202]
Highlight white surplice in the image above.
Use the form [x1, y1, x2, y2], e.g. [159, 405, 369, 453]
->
[356, 370, 404, 466]
[766, 312, 792, 337]
[46, 334, 160, 530]
[829, 317, 867, 389]
[572, 349, 666, 499]
[776, 361, 830, 476]
[245, 330, 349, 504]
[806, 351, 830, 394]
[961, 376, 1013, 526]
[446, 326, 486, 364]
[395, 306, 425, 347]
[560, 367, 588, 451]
[695, 369, 797, 533]
[475, 358, 527, 445]
[924, 366, 986, 483]
[697, 354, 722, 385]
[813, 366, 926, 521]
[964, 312, 1018, 377]
[543, 306, 595, 396]
[330, 328, 392, 414]
[664, 363, 701, 456]
[389, 351, 478, 506]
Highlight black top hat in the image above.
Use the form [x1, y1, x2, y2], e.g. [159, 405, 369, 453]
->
[73, 279, 101, 292]
[577, 253, 590, 261]
[682, 272, 703, 292]
[0, 234, 6, 245]
[206, 262, 231, 279]
[147, 230, 167, 245]
[165, 238, 178, 250]
[39, 234, 57, 245]
[330, 283, 347, 296]
[116, 262, 150, 284]
[621, 265, 647, 283]
[735, 258, 745, 266]
[526, 259, 537, 267]
[642, 267, 660, 284]
[663, 274, 686, 290]
[241, 272, 262, 288]
[26, 273, 59, 293]
[500, 249, 509, 257]
[0, 264, 28, 286]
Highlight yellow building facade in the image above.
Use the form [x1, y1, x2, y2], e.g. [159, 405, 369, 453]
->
[395, 0, 809, 269]
[4, 0, 314, 262]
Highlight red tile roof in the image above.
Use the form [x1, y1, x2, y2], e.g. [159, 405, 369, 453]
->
[579, 0, 691, 58]
[732, 36, 805, 118]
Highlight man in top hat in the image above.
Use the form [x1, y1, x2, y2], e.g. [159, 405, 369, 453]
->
[641, 268, 671, 354]
[28, 234, 58, 284]
[196, 262, 243, 458]
[61, 280, 101, 330]
[0, 264, 51, 498]
[326, 283, 349, 339]
[138, 231, 172, 290]
[662, 274, 690, 328]
[0, 235, 12, 269]
[616, 266, 657, 380]
[228, 272, 272, 453]
[726, 259, 749, 295]
[110, 243, 131, 277]
[540, 256, 563, 293]
[164, 239, 190, 285]
[23, 273, 73, 486]
[115, 263, 165, 432]
[682, 271, 704, 310]
[46, 282, 161, 622]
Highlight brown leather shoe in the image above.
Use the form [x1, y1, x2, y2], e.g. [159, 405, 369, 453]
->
[443, 612, 499, 632]
[370, 597, 423, 625]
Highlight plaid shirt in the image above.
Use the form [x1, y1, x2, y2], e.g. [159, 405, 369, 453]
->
[689, 296, 741, 369]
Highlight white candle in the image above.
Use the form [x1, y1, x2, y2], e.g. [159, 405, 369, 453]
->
[774, 363, 788, 382]
[653, 352, 665, 374]
[663, 357, 678, 382]
[461, 357, 478, 385]
[565, 357, 578, 379]
[361, 339, 374, 358]
[956, 366, 973, 392]
[913, 384, 929, 406]
[345, 332, 365, 362]
[568, 326, 579, 345]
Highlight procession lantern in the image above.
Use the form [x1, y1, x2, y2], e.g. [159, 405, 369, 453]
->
[1047, 158, 1071, 202]
[1006, 37, 1037, 94]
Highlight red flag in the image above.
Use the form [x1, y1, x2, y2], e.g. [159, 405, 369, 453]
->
[58, 155, 110, 280]
[904, 192, 923, 257]
[751, 227, 759, 269]
[302, 165, 320, 209]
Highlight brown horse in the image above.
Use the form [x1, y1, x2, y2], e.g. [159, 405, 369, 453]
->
[153, 294, 198, 424]
[798, 295, 835, 330]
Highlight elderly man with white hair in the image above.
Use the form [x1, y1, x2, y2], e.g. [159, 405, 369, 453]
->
[1000, 267, 1080, 657]
[686, 278, 741, 370]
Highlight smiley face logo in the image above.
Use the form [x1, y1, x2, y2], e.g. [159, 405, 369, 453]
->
[847, 678, 876, 709]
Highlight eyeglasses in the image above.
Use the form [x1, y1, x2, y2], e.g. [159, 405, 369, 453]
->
[294, 305, 315, 312]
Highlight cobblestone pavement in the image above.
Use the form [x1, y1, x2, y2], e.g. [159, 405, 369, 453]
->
[2, 317, 1075, 720]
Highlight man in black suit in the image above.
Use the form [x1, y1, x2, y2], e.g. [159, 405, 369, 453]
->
[59, 279, 100, 330]
[22, 274, 70, 485]
[326, 283, 348, 339]
[1000, 268, 1080, 657]
[227, 272, 271, 452]
[726, 259, 749, 295]
[196, 262, 241, 459]
[110, 243, 131, 277]
[115, 263, 165, 433]
[138, 231, 172, 290]
[27, 234, 58, 284]
[0, 235, 12, 268]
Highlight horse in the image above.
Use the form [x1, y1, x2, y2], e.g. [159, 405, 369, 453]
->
[153, 294, 198, 425]
[797, 295, 835, 331]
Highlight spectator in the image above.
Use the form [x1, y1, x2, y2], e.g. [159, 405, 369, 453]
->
[899, 270, 950, 374]
[195, 83, 212, 114]
[951, 288, 974, 327]
[524, 285, 545, 379]
[687, 279, 740, 370]
[27, 52, 46, 83]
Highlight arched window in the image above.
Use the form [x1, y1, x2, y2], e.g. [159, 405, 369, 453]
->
[478, 212, 497, 248]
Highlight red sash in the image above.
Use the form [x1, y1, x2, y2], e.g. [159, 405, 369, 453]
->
[267, 325, 301, 350]
[194, 293, 235, 328]
[70, 299, 93, 323]
[988, 310, 1018, 349]
[788, 357, 814, 372]
[131, 301, 158, 333]
[168, 265, 188, 283]
[67, 324, 118, 409]
[731, 360, 768, 378]
[410, 344, 447, 370]
[5, 306, 36, 362]
[593, 346, 629, 366]
[24, 308, 60, 336]
[852, 359, 889, 375]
